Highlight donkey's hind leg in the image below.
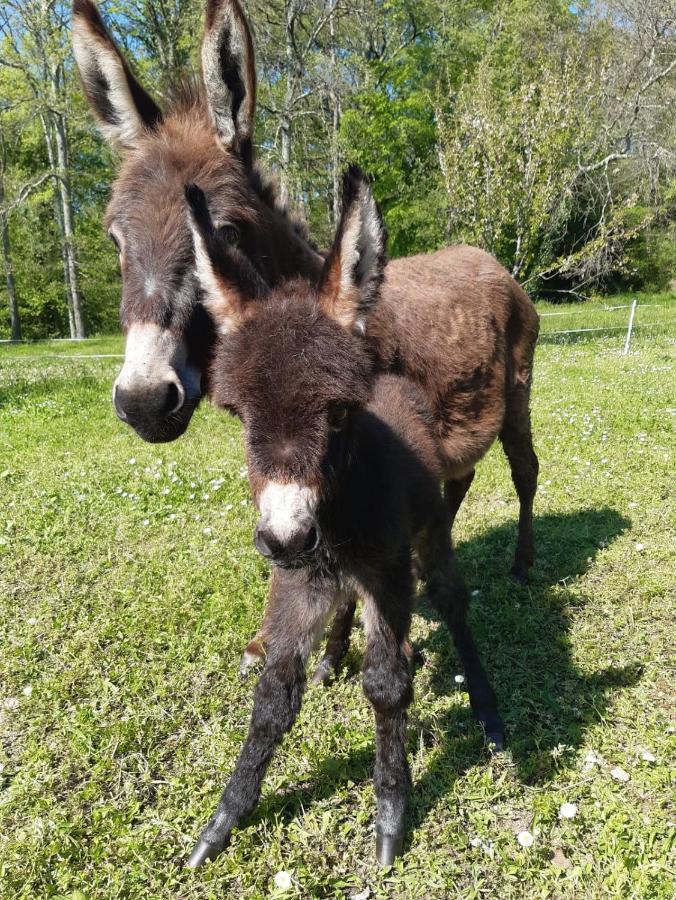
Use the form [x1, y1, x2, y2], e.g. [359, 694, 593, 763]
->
[419, 515, 504, 750]
[500, 386, 539, 584]
[444, 469, 475, 529]
[242, 591, 357, 683]
[311, 590, 357, 685]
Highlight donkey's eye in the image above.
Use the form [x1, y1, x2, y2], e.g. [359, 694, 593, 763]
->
[329, 404, 349, 431]
[108, 231, 121, 253]
[217, 223, 240, 247]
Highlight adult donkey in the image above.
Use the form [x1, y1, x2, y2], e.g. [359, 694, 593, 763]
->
[72, 1, 538, 646]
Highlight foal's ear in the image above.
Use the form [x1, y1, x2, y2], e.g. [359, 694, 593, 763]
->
[201, 0, 257, 162]
[319, 166, 386, 334]
[72, 0, 162, 150]
[185, 184, 266, 334]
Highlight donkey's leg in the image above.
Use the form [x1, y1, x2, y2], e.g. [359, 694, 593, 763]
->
[360, 565, 414, 866]
[420, 517, 504, 750]
[188, 571, 336, 868]
[499, 387, 539, 584]
[311, 590, 357, 686]
[243, 590, 357, 683]
[444, 469, 475, 530]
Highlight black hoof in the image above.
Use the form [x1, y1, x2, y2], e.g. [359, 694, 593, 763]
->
[509, 568, 529, 586]
[186, 836, 227, 869]
[376, 830, 404, 866]
[485, 730, 505, 752]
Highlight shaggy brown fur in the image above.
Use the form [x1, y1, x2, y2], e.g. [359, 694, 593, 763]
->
[183, 171, 504, 868]
[72, 1, 539, 667]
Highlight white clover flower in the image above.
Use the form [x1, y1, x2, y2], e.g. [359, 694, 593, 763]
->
[517, 831, 534, 848]
[635, 543, 644, 552]
[273, 870, 293, 891]
[142, 519, 150, 526]
[454, 674, 465, 684]
[27, 617, 37, 626]
[559, 802, 577, 820]
[128, 458, 136, 465]
[203, 527, 212, 536]
[640, 750, 656, 763]
[22, 685, 33, 698]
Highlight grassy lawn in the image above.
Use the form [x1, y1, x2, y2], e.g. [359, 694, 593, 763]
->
[1, 297, 674, 898]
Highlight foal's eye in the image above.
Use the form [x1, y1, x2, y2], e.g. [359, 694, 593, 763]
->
[328, 404, 349, 431]
[217, 223, 240, 248]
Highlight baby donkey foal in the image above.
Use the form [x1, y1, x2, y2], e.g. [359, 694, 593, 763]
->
[185, 169, 504, 868]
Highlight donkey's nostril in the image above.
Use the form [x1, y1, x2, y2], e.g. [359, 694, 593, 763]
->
[112, 383, 128, 421]
[303, 526, 319, 553]
[165, 380, 184, 416]
[254, 525, 280, 560]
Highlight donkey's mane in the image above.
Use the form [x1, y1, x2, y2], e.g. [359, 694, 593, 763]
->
[163, 76, 317, 251]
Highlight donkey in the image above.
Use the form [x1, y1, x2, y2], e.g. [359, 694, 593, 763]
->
[72, 0, 539, 676]
[183, 169, 504, 868]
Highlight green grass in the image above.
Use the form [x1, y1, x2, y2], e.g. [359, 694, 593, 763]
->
[1, 298, 674, 898]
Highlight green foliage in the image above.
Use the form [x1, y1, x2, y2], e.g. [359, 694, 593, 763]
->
[1, 0, 674, 340]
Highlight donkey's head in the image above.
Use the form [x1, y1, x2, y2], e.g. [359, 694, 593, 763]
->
[187, 168, 386, 567]
[72, 0, 320, 442]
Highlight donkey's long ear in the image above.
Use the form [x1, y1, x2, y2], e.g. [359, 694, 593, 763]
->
[186, 184, 266, 334]
[72, 0, 162, 150]
[201, 0, 257, 161]
[318, 166, 387, 333]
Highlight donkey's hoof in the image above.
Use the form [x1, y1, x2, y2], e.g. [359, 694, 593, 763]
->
[376, 830, 404, 866]
[485, 730, 505, 753]
[310, 657, 334, 686]
[509, 567, 529, 586]
[186, 836, 226, 868]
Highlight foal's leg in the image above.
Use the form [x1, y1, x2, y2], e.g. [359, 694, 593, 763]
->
[361, 566, 414, 866]
[444, 469, 475, 530]
[241, 591, 357, 682]
[499, 386, 539, 584]
[310, 590, 357, 685]
[420, 516, 504, 750]
[188, 570, 337, 868]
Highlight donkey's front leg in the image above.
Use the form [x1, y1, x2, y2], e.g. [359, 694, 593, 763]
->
[361, 580, 413, 866]
[188, 571, 335, 868]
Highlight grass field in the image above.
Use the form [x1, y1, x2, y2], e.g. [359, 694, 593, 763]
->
[1, 295, 674, 898]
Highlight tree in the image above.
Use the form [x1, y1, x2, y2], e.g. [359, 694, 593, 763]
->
[0, 1, 87, 337]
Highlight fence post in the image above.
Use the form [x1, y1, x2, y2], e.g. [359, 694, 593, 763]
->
[623, 299, 637, 355]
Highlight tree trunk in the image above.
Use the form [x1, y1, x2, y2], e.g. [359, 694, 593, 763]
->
[329, 6, 341, 226]
[279, 0, 297, 209]
[53, 111, 86, 338]
[40, 113, 75, 338]
[0, 174, 21, 342]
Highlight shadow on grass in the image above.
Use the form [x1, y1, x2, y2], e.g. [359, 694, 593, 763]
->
[235, 507, 641, 848]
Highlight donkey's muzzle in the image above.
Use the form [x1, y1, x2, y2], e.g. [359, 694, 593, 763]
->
[254, 522, 320, 567]
[113, 377, 190, 442]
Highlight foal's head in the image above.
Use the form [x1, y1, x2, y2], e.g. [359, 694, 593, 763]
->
[72, 0, 320, 442]
[187, 168, 387, 567]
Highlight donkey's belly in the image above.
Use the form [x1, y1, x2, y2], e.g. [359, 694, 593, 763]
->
[433, 375, 507, 480]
